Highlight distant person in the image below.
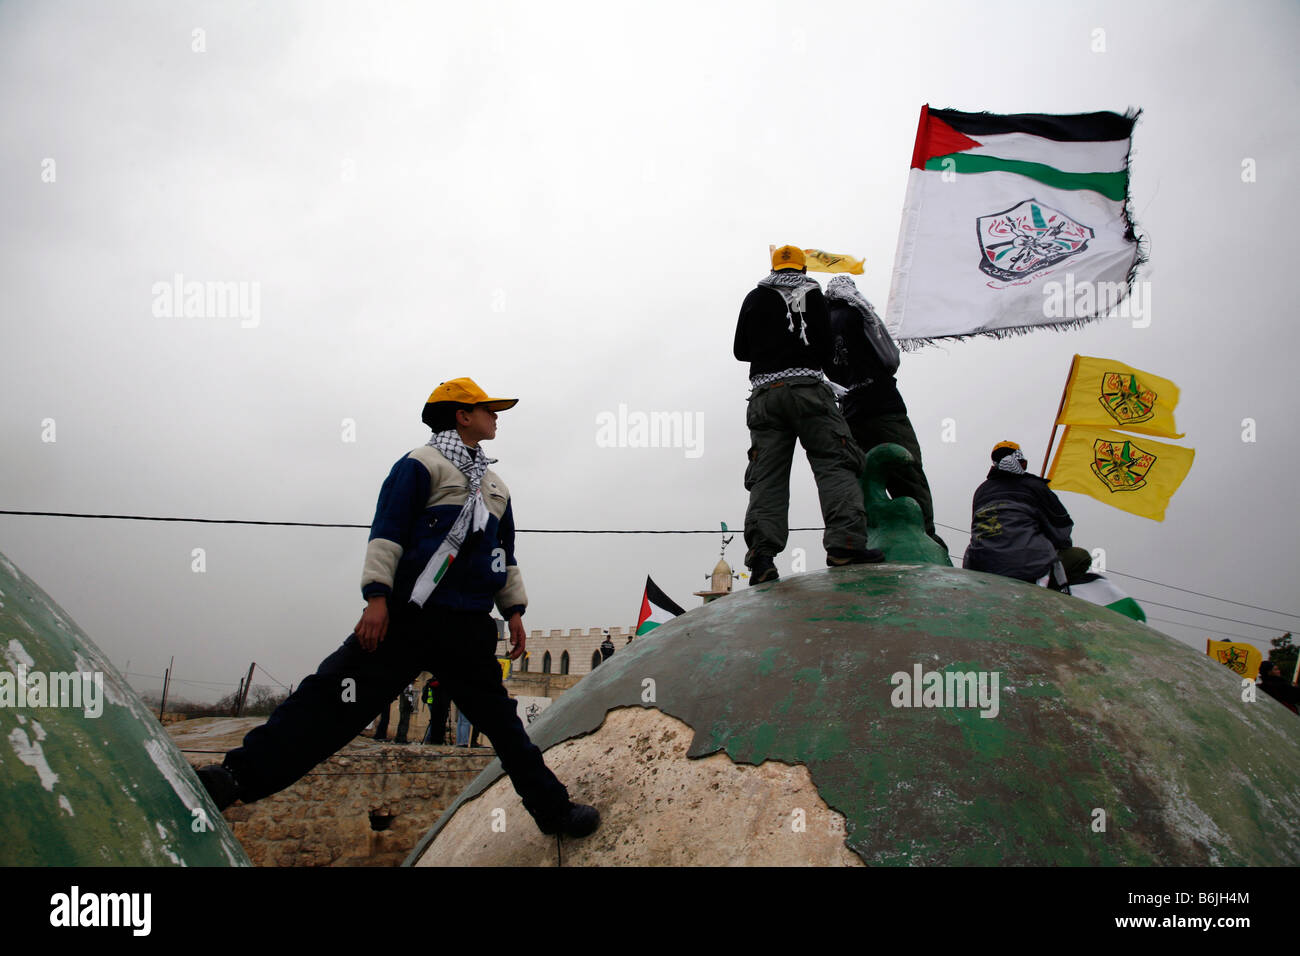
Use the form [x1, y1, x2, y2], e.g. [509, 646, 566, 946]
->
[963, 441, 1091, 589]
[1259, 661, 1299, 714]
[195, 377, 598, 839]
[599, 632, 615, 662]
[733, 244, 883, 585]
[394, 683, 415, 744]
[422, 676, 450, 745]
[456, 709, 481, 748]
[823, 274, 944, 551]
[372, 694, 397, 741]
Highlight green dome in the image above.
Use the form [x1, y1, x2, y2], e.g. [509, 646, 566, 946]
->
[0, 550, 249, 866]
[410, 564, 1300, 866]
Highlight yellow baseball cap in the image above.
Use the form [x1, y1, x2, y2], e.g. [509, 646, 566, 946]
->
[771, 244, 806, 271]
[991, 440, 1023, 461]
[422, 378, 518, 423]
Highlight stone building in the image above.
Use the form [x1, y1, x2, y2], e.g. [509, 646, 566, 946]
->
[511, 625, 636, 677]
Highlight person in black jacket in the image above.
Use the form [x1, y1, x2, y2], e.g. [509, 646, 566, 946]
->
[1259, 660, 1300, 714]
[421, 676, 451, 744]
[963, 441, 1091, 587]
[734, 245, 881, 584]
[823, 274, 944, 550]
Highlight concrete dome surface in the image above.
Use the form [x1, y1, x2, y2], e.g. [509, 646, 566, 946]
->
[0, 550, 250, 865]
[409, 563, 1300, 866]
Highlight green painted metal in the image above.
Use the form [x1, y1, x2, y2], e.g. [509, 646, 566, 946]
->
[0, 551, 250, 866]
[860, 443, 951, 566]
[409, 563, 1300, 866]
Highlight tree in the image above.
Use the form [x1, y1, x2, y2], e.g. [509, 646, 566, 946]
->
[244, 684, 288, 716]
[1270, 633, 1297, 678]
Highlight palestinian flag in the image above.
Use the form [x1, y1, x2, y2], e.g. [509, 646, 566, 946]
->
[635, 576, 686, 636]
[886, 105, 1143, 347]
[1069, 573, 1146, 622]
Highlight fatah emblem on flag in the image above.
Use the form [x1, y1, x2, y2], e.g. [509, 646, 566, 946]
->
[1099, 372, 1157, 425]
[1090, 438, 1156, 492]
[1205, 640, 1263, 680]
[1217, 645, 1251, 675]
[977, 199, 1093, 282]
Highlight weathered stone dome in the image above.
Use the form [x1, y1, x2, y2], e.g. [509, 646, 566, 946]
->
[409, 563, 1300, 866]
[0, 550, 249, 865]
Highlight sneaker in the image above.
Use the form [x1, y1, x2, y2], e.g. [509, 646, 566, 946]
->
[748, 554, 779, 585]
[536, 802, 601, 838]
[826, 547, 886, 566]
[196, 764, 241, 812]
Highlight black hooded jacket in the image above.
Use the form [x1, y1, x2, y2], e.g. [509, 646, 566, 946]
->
[963, 468, 1075, 582]
[825, 298, 907, 418]
[734, 276, 832, 378]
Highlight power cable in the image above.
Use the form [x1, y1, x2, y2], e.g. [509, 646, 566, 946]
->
[6, 509, 1295, 634]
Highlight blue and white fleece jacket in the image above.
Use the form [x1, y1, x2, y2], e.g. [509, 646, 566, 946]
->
[360, 445, 527, 617]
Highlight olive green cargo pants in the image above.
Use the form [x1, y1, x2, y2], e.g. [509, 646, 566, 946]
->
[845, 412, 938, 538]
[743, 377, 869, 563]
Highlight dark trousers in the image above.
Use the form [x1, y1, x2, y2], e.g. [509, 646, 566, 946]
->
[223, 602, 570, 823]
[743, 377, 868, 560]
[845, 412, 938, 539]
[422, 692, 451, 744]
[394, 700, 413, 743]
[1052, 546, 1095, 589]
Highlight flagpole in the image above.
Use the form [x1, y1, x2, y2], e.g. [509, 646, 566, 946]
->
[1041, 355, 1079, 476]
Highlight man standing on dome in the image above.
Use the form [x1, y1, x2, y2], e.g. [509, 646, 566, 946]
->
[734, 245, 883, 586]
[823, 273, 945, 552]
[196, 378, 599, 839]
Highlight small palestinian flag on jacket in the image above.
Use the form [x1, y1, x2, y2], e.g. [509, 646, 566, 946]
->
[1069, 573, 1146, 622]
[886, 105, 1143, 347]
[635, 576, 686, 636]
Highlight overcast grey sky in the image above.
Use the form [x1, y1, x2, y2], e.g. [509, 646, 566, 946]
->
[2, 0, 1297, 702]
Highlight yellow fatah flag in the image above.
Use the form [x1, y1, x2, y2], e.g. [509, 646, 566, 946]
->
[804, 249, 864, 274]
[1205, 640, 1263, 681]
[1047, 425, 1195, 521]
[1055, 354, 1185, 438]
[768, 245, 865, 274]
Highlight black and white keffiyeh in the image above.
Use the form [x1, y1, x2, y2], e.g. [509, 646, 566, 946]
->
[825, 274, 900, 374]
[757, 270, 821, 346]
[995, 449, 1029, 475]
[750, 367, 825, 388]
[410, 430, 497, 606]
[427, 429, 495, 493]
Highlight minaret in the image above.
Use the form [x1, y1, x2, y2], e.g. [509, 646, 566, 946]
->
[693, 524, 738, 604]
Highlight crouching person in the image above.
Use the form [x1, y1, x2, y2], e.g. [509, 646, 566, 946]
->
[963, 441, 1091, 590]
